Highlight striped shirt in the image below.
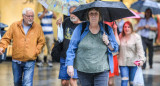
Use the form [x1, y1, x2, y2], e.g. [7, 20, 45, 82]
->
[38, 11, 54, 35]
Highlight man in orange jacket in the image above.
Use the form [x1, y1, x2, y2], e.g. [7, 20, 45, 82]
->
[0, 8, 45, 86]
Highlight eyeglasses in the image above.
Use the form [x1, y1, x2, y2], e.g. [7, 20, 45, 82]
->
[25, 15, 34, 18]
[89, 12, 99, 16]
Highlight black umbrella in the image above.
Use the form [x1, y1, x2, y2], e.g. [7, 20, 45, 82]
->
[72, 1, 134, 22]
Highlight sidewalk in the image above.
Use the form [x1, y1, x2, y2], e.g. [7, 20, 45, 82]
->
[0, 51, 159, 86]
[143, 51, 160, 75]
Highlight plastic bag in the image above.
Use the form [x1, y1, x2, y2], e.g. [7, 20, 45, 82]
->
[133, 67, 144, 86]
[57, 24, 64, 42]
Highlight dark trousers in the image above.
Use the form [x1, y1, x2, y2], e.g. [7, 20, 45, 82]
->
[141, 37, 154, 68]
[77, 70, 109, 86]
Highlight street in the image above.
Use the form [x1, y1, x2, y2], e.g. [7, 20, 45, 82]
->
[0, 51, 160, 86]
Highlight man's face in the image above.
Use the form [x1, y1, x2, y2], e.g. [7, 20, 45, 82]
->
[69, 7, 78, 22]
[23, 10, 34, 25]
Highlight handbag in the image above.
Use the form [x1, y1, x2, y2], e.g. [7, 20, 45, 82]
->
[51, 40, 63, 62]
[51, 23, 64, 62]
[133, 67, 144, 86]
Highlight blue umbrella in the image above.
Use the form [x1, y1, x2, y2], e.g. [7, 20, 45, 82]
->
[0, 23, 8, 29]
[131, 0, 160, 14]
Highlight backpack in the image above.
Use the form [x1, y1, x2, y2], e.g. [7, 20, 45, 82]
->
[51, 40, 63, 62]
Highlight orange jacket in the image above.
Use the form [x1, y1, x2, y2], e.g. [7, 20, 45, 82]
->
[0, 20, 45, 62]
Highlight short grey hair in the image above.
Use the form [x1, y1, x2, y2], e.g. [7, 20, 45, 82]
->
[69, 5, 78, 13]
[22, 8, 34, 15]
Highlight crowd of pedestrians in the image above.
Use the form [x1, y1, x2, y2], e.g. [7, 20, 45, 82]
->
[0, 1, 158, 86]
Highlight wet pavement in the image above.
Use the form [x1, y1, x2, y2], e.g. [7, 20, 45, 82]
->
[0, 50, 160, 86]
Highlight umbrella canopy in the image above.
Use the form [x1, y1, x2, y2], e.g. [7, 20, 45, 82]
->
[130, 0, 160, 15]
[0, 23, 8, 29]
[72, 1, 134, 22]
[38, 0, 86, 15]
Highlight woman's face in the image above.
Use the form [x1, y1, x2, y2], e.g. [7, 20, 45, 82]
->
[123, 23, 132, 35]
[88, 9, 99, 24]
[145, 10, 151, 18]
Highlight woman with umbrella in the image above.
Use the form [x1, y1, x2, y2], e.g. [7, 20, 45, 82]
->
[65, 7, 118, 86]
[64, 1, 134, 85]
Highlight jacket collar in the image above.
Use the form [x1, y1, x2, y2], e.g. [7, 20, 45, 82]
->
[17, 19, 35, 28]
[17, 19, 35, 35]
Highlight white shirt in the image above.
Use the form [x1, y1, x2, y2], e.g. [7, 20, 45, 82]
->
[138, 17, 157, 39]
[118, 33, 146, 66]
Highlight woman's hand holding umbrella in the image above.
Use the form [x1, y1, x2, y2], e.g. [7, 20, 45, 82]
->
[102, 32, 109, 45]
[103, 32, 114, 51]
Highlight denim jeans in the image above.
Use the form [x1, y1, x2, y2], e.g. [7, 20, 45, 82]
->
[12, 60, 35, 86]
[119, 66, 137, 86]
[77, 70, 109, 86]
[59, 57, 78, 80]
